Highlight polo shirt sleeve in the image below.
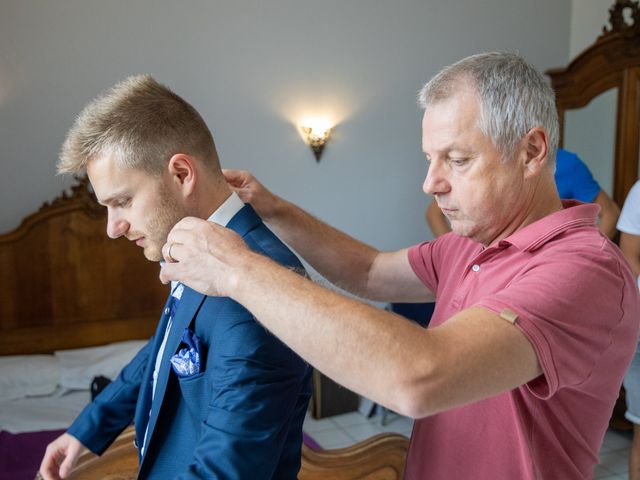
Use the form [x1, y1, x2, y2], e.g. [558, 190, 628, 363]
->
[475, 243, 628, 399]
[408, 234, 457, 293]
[617, 180, 640, 235]
[408, 243, 438, 293]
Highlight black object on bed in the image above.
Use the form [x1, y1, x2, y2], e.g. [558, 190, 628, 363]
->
[90, 375, 112, 401]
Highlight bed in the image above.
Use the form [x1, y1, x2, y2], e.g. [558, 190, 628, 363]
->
[0, 175, 167, 479]
[0, 340, 148, 480]
[0, 176, 408, 480]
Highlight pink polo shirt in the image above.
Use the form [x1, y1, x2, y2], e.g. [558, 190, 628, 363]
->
[405, 201, 640, 479]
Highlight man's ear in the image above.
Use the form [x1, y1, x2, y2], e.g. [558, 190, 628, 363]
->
[167, 154, 196, 197]
[521, 127, 549, 179]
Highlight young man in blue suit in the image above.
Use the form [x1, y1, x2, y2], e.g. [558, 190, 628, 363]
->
[39, 75, 312, 480]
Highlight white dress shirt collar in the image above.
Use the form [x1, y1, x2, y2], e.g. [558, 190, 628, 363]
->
[170, 192, 244, 292]
[206, 191, 245, 226]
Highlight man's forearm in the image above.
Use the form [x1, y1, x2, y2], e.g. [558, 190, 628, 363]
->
[265, 197, 380, 297]
[229, 251, 540, 419]
[598, 212, 618, 239]
[233, 250, 431, 416]
[159, 218, 540, 419]
[594, 190, 620, 239]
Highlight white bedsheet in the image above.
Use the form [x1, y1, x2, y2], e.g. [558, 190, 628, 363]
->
[0, 387, 91, 434]
[0, 340, 145, 434]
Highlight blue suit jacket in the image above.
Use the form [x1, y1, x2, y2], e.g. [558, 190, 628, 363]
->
[68, 205, 312, 479]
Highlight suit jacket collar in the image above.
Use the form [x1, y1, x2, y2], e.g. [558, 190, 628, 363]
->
[226, 204, 261, 237]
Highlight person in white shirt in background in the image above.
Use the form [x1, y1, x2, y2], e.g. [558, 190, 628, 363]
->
[617, 179, 640, 480]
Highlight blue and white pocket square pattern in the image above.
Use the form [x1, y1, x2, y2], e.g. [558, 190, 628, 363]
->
[170, 328, 202, 378]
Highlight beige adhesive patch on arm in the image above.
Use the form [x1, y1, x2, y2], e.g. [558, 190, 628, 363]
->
[499, 308, 519, 324]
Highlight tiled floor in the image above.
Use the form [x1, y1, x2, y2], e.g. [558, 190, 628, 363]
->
[303, 410, 413, 449]
[596, 429, 633, 479]
[303, 410, 633, 479]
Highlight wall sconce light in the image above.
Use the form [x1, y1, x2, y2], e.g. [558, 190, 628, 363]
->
[300, 119, 333, 162]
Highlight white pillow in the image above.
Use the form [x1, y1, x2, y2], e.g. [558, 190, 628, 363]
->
[55, 340, 147, 390]
[0, 354, 61, 401]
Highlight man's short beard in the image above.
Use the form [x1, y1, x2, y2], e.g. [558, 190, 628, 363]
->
[144, 185, 187, 262]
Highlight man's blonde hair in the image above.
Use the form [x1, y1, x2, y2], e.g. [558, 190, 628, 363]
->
[58, 75, 219, 175]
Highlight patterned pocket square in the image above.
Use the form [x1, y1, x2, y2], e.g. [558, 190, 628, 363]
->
[170, 328, 202, 378]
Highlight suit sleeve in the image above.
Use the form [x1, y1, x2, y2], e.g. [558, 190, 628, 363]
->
[176, 301, 310, 480]
[67, 340, 152, 454]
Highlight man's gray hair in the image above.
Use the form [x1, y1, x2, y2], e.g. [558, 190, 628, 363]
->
[418, 52, 559, 166]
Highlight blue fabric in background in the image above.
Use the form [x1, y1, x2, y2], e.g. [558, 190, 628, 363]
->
[554, 149, 601, 203]
[390, 302, 435, 328]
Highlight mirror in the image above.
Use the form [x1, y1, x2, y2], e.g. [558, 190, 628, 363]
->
[563, 88, 618, 196]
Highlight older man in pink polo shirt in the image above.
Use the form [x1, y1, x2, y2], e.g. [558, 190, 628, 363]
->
[159, 53, 639, 479]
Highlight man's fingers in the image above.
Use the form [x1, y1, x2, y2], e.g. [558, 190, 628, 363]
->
[159, 261, 178, 284]
[162, 241, 182, 263]
[39, 463, 60, 480]
[221, 168, 240, 179]
[39, 434, 85, 480]
[222, 169, 248, 187]
[59, 453, 76, 479]
[163, 217, 218, 262]
[59, 440, 86, 479]
[40, 448, 63, 480]
[168, 217, 219, 240]
[170, 216, 206, 232]
[166, 219, 226, 247]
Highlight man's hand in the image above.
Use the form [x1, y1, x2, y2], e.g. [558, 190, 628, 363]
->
[425, 200, 451, 238]
[223, 169, 279, 220]
[159, 217, 254, 297]
[39, 433, 87, 480]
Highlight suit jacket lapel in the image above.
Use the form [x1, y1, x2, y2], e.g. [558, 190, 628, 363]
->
[139, 287, 206, 465]
[134, 293, 173, 447]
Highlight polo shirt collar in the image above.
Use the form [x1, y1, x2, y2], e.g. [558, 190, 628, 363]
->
[500, 200, 600, 252]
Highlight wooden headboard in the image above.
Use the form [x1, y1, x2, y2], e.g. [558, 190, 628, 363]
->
[0, 176, 168, 355]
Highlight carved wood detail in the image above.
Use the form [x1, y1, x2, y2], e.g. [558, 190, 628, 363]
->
[547, 0, 640, 205]
[603, 0, 640, 37]
[59, 427, 409, 480]
[0, 176, 168, 355]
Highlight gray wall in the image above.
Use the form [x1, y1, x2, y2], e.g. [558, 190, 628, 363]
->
[570, 0, 611, 59]
[0, 0, 571, 250]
